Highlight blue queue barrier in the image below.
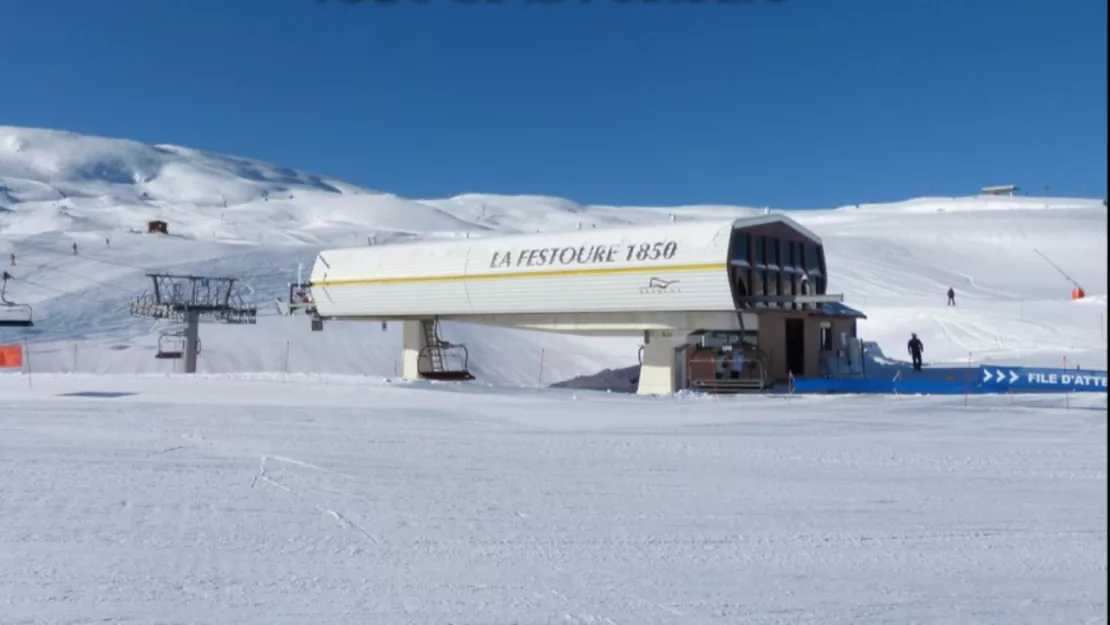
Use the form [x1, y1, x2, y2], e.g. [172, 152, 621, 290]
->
[791, 366, 1108, 395]
[977, 366, 1107, 393]
[790, 377, 971, 395]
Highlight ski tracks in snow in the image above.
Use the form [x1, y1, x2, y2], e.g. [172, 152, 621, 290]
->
[252, 454, 382, 545]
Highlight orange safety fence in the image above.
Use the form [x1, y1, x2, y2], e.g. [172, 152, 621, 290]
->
[0, 344, 24, 368]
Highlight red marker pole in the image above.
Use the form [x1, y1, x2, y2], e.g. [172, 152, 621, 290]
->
[964, 352, 972, 407]
[24, 337, 32, 390]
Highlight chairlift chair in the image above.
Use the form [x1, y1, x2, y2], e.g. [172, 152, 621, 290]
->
[416, 321, 474, 381]
[417, 342, 475, 381]
[275, 282, 315, 316]
[155, 332, 201, 360]
[0, 271, 34, 328]
[0, 302, 33, 328]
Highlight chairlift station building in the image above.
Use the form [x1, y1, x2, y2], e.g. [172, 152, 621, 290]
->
[307, 215, 866, 394]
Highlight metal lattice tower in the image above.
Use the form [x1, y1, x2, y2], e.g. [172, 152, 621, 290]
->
[129, 274, 258, 373]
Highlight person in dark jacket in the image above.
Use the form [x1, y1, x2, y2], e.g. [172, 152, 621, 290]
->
[947, 287, 956, 306]
[907, 333, 924, 372]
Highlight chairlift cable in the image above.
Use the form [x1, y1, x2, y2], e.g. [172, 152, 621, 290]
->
[15, 276, 127, 307]
[7, 242, 296, 306]
[1032, 248, 1083, 290]
[14, 238, 307, 280]
[12, 239, 163, 273]
[15, 262, 137, 294]
[12, 239, 302, 285]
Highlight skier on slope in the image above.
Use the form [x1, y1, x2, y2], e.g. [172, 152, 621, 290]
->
[947, 287, 956, 306]
[907, 333, 924, 372]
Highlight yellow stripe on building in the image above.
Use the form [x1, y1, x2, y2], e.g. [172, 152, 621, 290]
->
[313, 262, 727, 288]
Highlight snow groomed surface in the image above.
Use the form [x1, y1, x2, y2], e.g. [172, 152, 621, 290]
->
[791, 365, 1108, 395]
[1, 372, 1105, 625]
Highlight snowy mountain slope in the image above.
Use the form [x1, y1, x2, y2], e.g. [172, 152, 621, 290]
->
[1, 126, 1106, 385]
[815, 196, 1108, 368]
[0, 126, 482, 243]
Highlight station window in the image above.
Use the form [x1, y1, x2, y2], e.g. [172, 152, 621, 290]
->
[767, 238, 779, 268]
[804, 244, 821, 272]
[754, 236, 765, 266]
[741, 329, 758, 348]
[820, 326, 834, 351]
[729, 232, 750, 265]
[703, 330, 758, 349]
[732, 266, 750, 297]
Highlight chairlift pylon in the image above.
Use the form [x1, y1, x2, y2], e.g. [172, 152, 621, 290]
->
[0, 271, 34, 328]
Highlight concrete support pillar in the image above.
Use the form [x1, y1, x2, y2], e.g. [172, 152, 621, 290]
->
[401, 320, 428, 381]
[636, 330, 689, 395]
[183, 310, 201, 374]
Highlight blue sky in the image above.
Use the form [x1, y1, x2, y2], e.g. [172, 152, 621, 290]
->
[1, 0, 1106, 208]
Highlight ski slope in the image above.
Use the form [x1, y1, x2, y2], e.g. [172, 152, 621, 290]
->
[1, 125, 1107, 385]
[0, 374, 1106, 624]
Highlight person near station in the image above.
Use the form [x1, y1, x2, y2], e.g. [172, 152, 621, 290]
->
[72, 242, 78, 255]
[729, 343, 745, 380]
[947, 287, 955, 306]
[907, 333, 924, 372]
[799, 273, 810, 295]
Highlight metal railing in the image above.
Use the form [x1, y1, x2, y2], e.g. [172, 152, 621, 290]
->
[686, 347, 771, 393]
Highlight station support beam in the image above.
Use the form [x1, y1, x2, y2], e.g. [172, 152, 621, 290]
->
[401, 320, 428, 381]
[637, 331, 689, 395]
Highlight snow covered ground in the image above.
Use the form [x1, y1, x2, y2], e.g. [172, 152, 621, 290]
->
[1, 127, 1107, 623]
[0, 373, 1106, 624]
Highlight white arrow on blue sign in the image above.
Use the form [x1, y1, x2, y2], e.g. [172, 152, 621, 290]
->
[982, 368, 1019, 385]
